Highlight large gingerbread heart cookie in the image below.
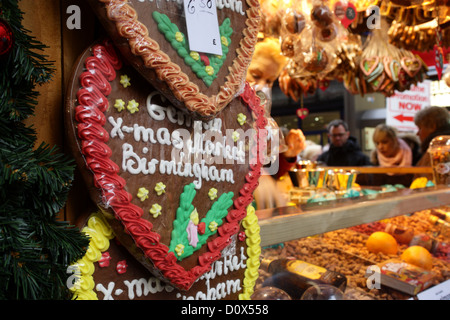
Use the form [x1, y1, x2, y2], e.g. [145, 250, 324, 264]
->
[86, 0, 261, 118]
[65, 39, 266, 291]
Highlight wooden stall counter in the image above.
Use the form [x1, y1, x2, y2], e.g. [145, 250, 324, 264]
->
[256, 185, 450, 247]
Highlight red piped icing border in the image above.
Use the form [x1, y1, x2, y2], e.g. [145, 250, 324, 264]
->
[74, 39, 266, 291]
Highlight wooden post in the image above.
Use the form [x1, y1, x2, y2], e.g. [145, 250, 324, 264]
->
[20, 0, 98, 224]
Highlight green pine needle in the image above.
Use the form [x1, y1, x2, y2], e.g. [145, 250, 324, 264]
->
[0, 0, 89, 300]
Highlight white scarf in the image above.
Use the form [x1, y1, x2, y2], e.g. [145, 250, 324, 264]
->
[377, 138, 412, 167]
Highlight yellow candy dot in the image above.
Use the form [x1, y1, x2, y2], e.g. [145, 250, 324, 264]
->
[150, 204, 162, 218]
[221, 36, 228, 46]
[209, 221, 218, 232]
[205, 66, 214, 76]
[232, 131, 240, 142]
[175, 32, 184, 42]
[154, 182, 166, 196]
[137, 187, 149, 201]
[208, 188, 218, 200]
[114, 99, 125, 112]
[237, 113, 247, 126]
[190, 51, 200, 61]
[175, 244, 185, 256]
[120, 75, 131, 88]
[127, 99, 139, 114]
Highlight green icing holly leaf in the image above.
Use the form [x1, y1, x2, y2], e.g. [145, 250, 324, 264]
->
[169, 183, 234, 261]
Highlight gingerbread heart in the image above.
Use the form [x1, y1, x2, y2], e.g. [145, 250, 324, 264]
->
[401, 56, 422, 78]
[65, 39, 266, 291]
[382, 56, 401, 82]
[366, 61, 384, 83]
[360, 56, 380, 77]
[369, 72, 386, 91]
[389, 59, 401, 82]
[379, 76, 392, 93]
[86, 0, 261, 119]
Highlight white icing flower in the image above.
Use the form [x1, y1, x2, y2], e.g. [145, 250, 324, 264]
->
[127, 99, 139, 114]
[120, 74, 131, 88]
[114, 99, 126, 112]
[150, 204, 162, 218]
[137, 187, 149, 201]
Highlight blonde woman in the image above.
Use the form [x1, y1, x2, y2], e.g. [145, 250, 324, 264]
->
[246, 37, 288, 91]
[371, 124, 412, 167]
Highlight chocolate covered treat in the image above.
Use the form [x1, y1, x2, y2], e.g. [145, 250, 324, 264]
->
[283, 9, 306, 34]
[311, 4, 333, 28]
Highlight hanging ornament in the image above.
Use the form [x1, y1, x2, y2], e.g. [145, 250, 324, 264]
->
[318, 79, 330, 91]
[0, 18, 14, 57]
[434, 24, 444, 80]
[297, 107, 309, 119]
[434, 44, 444, 80]
[334, 1, 357, 29]
[296, 95, 309, 120]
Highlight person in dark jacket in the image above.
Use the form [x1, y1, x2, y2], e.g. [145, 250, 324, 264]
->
[414, 106, 450, 168]
[317, 119, 371, 166]
[400, 133, 422, 166]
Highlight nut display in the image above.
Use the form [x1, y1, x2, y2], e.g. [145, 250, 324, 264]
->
[259, 207, 450, 300]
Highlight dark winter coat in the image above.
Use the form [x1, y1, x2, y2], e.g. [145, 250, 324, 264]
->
[317, 137, 371, 167]
[416, 123, 450, 168]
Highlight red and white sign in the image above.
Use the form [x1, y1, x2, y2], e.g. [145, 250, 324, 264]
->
[386, 80, 431, 132]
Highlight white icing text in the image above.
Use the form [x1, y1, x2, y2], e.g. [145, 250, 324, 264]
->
[95, 246, 247, 300]
[108, 91, 256, 189]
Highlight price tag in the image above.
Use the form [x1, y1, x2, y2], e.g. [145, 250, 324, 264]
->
[183, 0, 223, 56]
[417, 279, 450, 300]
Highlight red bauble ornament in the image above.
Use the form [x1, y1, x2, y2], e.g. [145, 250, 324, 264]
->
[0, 19, 14, 57]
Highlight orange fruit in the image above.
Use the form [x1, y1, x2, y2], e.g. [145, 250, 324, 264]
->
[366, 231, 398, 255]
[401, 246, 433, 270]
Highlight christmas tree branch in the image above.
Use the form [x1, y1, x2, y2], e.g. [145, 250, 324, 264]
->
[0, 0, 89, 300]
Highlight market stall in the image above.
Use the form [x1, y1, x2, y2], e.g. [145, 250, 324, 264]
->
[250, 0, 450, 300]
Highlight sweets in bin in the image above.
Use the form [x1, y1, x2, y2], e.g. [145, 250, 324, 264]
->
[428, 136, 450, 186]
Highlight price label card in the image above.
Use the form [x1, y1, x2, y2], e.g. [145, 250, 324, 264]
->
[417, 279, 450, 300]
[183, 0, 223, 56]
